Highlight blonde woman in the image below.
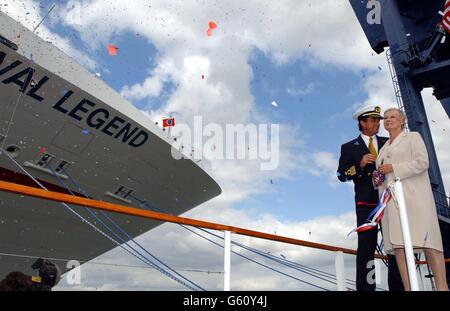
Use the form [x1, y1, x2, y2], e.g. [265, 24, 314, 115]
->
[376, 107, 448, 291]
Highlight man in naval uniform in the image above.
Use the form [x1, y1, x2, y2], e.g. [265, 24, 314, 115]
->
[337, 105, 403, 291]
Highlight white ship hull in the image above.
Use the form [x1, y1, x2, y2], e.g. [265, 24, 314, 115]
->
[0, 12, 221, 278]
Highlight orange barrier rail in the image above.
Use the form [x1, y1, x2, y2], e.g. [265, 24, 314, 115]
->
[1, 179, 449, 264]
[0, 180, 365, 257]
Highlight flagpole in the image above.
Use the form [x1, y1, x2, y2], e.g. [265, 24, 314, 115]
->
[168, 115, 172, 138]
[393, 178, 420, 291]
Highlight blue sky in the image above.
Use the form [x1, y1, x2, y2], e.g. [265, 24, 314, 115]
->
[242, 51, 371, 220]
[26, 0, 374, 221]
[2, 0, 449, 290]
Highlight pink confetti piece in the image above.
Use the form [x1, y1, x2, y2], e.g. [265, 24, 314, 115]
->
[107, 44, 118, 56]
[206, 20, 217, 36]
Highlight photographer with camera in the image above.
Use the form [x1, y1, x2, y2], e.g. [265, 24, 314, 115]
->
[0, 258, 61, 291]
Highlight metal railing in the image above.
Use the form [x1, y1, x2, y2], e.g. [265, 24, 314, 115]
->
[0, 180, 448, 291]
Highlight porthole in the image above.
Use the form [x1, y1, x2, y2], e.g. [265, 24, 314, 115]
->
[4, 145, 20, 158]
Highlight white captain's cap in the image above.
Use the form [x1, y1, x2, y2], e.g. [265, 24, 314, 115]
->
[353, 105, 383, 121]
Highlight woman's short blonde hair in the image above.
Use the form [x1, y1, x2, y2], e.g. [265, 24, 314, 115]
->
[384, 107, 407, 130]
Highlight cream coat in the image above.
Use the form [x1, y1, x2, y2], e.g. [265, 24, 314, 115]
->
[376, 132, 443, 254]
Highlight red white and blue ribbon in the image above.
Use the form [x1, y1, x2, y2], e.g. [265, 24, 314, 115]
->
[348, 186, 393, 236]
[441, 0, 450, 33]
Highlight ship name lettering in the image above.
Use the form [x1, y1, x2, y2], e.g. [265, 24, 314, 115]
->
[0, 51, 149, 148]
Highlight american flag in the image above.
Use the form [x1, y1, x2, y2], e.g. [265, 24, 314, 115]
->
[442, 0, 450, 33]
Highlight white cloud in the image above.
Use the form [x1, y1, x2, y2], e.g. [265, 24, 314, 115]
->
[120, 57, 175, 100]
[55, 0, 382, 202]
[422, 89, 450, 195]
[194, 123, 303, 206]
[2, 0, 97, 70]
[57, 0, 386, 121]
[328, 68, 396, 132]
[52, 1, 390, 204]
[286, 81, 317, 97]
[0, 0, 41, 30]
[308, 151, 341, 188]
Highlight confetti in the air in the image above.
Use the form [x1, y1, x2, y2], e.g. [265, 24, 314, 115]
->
[107, 44, 118, 56]
[206, 21, 217, 36]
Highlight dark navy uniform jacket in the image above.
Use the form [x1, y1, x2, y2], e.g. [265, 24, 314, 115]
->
[337, 135, 388, 205]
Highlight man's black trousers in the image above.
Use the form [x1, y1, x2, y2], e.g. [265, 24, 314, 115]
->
[356, 205, 404, 291]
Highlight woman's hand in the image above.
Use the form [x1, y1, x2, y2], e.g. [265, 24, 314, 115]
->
[378, 164, 393, 174]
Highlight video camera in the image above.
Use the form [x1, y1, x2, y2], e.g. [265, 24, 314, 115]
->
[31, 258, 61, 290]
[0, 258, 61, 291]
